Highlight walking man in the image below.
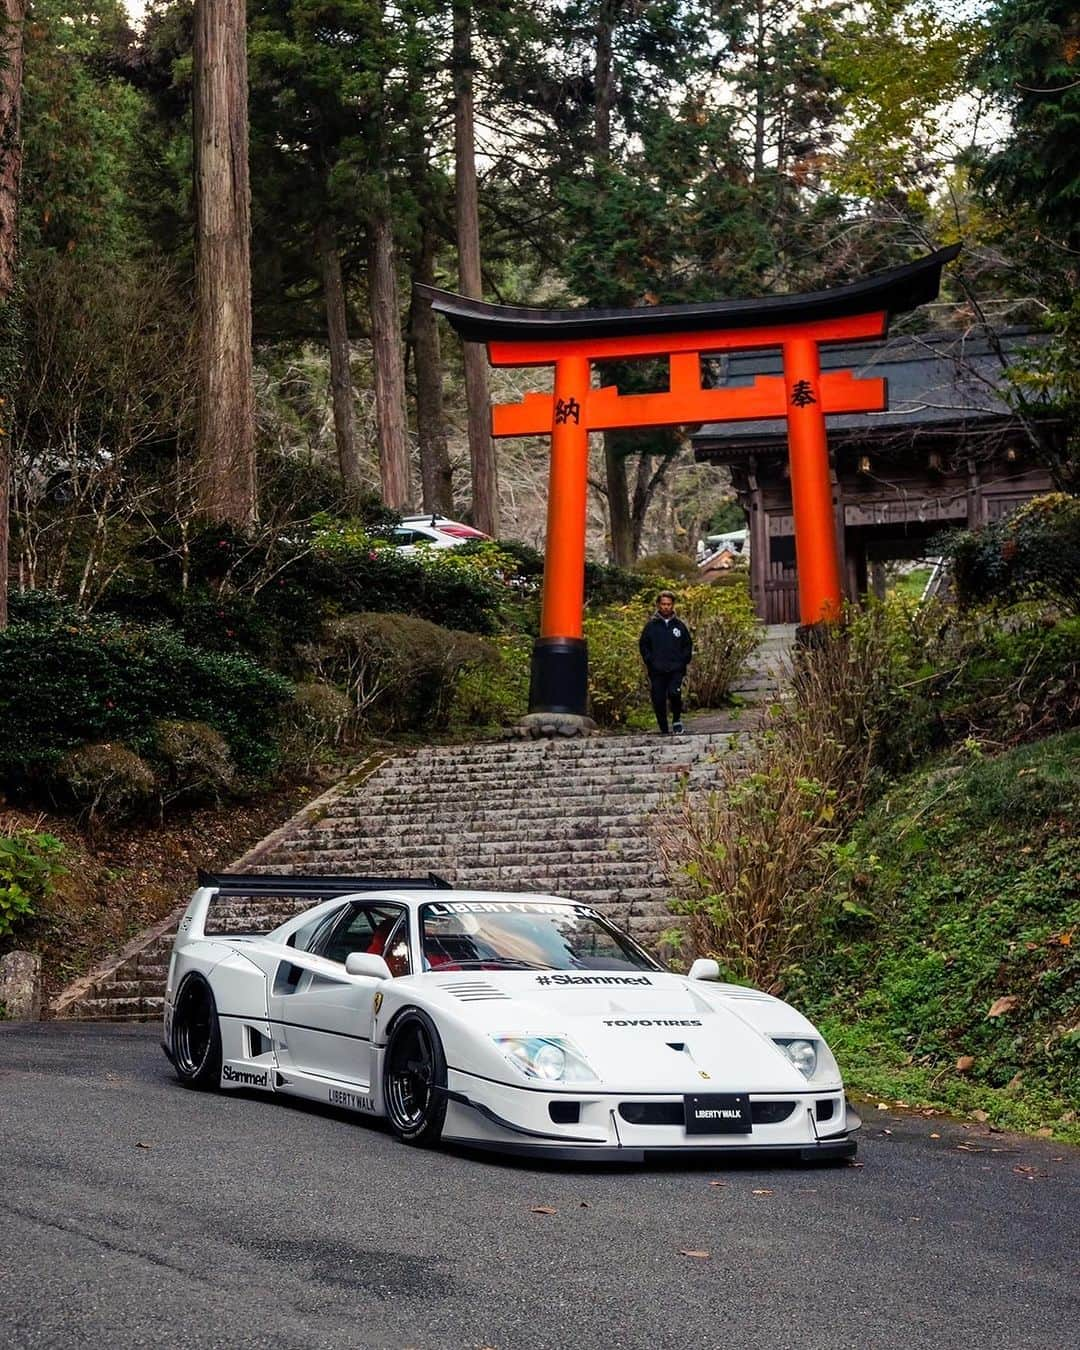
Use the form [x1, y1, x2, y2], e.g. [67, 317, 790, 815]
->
[639, 590, 693, 735]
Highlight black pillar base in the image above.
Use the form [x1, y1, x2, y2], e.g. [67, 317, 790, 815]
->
[529, 637, 588, 716]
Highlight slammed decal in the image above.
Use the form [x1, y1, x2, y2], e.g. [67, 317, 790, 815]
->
[329, 1087, 376, 1113]
[604, 1018, 702, 1027]
[536, 974, 652, 987]
[222, 1064, 269, 1088]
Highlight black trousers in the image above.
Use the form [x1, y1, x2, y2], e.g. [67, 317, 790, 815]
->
[648, 668, 684, 733]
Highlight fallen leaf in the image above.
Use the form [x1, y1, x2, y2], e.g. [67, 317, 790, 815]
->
[578, 1201, 590, 1208]
[846, 1161, 865, 1169]
[679, 1249, 710, 1259]
[956, 1143, 985, 1152]
[955, 1055, 975, 1072]
[707, 1180, 726, 1188]
[881, 1128, 893, 1136]
[530, 1205, 557, 1215]
[752, 1188, 774, 1196]
[134, 1141, 152, 1149]
[876, 1102, 889, 1110]
[971, 1109, 990, 1123]
[1035, 1128, 1054, 1138]
[1013, 1164, 1037, 1175]
[930, 1132, 940, 1139]
[1056, 932, 1072, 947]
[987, 995, 1019, 1018]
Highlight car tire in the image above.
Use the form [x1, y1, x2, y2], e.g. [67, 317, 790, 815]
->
[171, 974, 223, 1090]
[383, 1009, 448, 1147]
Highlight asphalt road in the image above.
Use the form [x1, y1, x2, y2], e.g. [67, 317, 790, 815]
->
[2, 1023, 1078, 1350]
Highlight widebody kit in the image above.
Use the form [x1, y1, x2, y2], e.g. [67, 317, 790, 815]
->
[163, 872, 860, 1162]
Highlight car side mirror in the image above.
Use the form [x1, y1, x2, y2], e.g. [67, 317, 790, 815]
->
[688, 958, 720, 981]
[345, 952, 392, 980]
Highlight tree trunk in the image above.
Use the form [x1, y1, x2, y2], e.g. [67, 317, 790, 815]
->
[605, 435, 634, 566]
[0, 0, 26, 630]
[453, 0, 498, 535]
[594, 4, 633, 564]
[316, 219, 362, 496]
[367, 204, 411, 510]
[192, 0, 256, 527]
[410, 233, 454, 514]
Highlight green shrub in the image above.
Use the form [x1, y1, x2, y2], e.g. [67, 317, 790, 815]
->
[583, 608, 649, 727]
[634, 552, 699, 580]
[0, 609, 295, 788]
[279, 681, 356, 770]
[307, 612, 494, 732]
[54, 743, 157, 823]
[943, 493, 1080, 614]
[584, 559, 646, 608]
[677, 584, 760, 709]
[151, 720, 236, 804]
[451, 634, 532, 727]
[0, 823, 65, 940]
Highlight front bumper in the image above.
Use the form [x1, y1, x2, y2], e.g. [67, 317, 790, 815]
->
[441, 1068, 861, 1162]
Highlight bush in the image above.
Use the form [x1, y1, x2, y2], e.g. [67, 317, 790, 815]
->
[663, 606, 915, 989]
[583, 608, 649, 727]
[152, 720, 235, 804]
[279, 681, 355, 771]
[634, 552, 699, 580]
[0, 821, 65, 940]
[943, 493, 1080, 614]
[584, 559, 646, 608]
[677, 584, 760, 709]
[307, 612, 494, 732]
[54, 743, 157, 823]
[0, 609, 295, 788]
[451, 634, 532, 727]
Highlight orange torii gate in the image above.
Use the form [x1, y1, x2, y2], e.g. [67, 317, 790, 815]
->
[419, 245, 958, 720]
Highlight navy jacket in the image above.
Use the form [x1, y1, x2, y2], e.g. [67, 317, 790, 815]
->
[639, 613, 693, 673]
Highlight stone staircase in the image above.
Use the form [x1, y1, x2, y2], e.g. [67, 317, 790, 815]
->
[52, 730, 746, 1022]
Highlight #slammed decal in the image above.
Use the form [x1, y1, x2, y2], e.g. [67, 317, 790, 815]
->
[535, 974, 652, 987]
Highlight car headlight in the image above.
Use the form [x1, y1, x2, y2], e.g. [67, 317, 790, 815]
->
[773, 1037, 818, 1079]
[492, 1035, 598, 1084]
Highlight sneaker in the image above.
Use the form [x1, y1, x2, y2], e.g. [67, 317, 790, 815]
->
[672, 721, 685, 735]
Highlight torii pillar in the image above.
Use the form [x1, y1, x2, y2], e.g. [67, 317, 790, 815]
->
[419, 245, 959, 721]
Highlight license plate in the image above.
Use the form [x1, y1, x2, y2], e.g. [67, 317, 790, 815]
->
[684, 1093, 752, 1134]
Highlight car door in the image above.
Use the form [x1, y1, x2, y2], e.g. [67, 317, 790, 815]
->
[267, 902, 409, 1086]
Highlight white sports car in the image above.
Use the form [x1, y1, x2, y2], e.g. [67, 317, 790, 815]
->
[163, 872, 861, 1162]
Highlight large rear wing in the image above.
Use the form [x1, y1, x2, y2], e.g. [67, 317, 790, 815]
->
[196, 869, 453, 897]
[177, 870, 454, 945]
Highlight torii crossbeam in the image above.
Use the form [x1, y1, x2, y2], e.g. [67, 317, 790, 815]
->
[418, 244, 959, 720]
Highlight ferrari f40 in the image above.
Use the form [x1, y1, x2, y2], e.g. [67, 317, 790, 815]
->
[162, 872, 860, 1162]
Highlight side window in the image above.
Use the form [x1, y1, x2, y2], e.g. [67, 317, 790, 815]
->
[318, 903, 408, 968]
[288, 908, 344, 954]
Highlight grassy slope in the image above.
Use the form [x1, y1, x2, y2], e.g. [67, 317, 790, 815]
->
[799, 731, 1080, 1143]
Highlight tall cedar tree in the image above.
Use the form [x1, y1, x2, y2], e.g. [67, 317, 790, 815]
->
[193, 0, 257, 525]
[0, 0, 26, 628]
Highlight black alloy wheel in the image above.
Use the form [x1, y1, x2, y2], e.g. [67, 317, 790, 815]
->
[383, 1010, 448, 1146]
[171, 974, 223, 1090]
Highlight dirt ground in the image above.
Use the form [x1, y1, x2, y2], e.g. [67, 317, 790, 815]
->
[1, 777, 319, 1006]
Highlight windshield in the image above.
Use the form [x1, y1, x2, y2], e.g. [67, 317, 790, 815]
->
[419, 900, 661, 973]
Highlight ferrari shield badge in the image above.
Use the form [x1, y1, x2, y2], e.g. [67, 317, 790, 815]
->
[373, 991, 384, 1016]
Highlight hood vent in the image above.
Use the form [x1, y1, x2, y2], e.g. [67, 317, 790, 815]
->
[439, 981, 509, 1002]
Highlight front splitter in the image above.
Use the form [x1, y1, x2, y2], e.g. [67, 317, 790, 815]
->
[442, 1136, 858, 1164]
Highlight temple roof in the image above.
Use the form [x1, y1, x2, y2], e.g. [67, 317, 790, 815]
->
[693, 328, 1051, 458]
[417, 246, 961, 344]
